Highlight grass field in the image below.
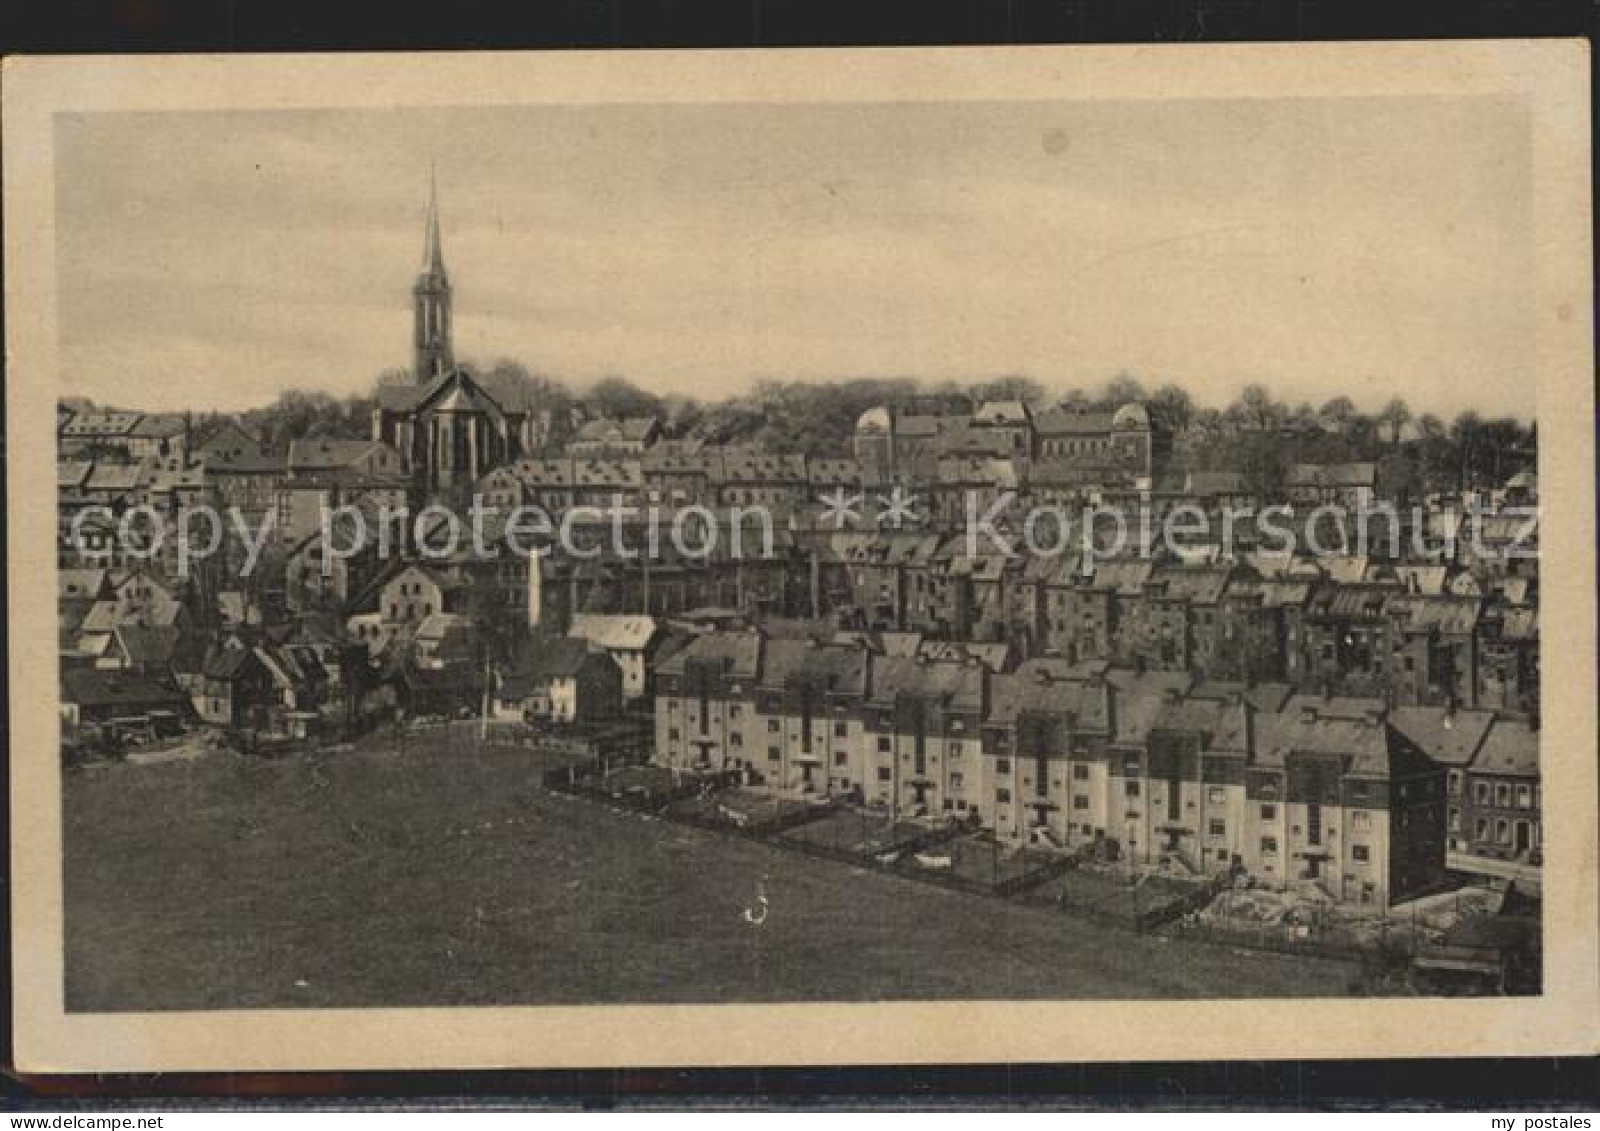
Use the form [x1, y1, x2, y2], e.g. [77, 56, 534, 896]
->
[64, 743, 1371, 1011]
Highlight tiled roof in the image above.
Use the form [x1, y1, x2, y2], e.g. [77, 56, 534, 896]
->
[1034, 407, 1117, 436]
[568, 614, 659, 652]
[1473, 718, 1539, 777]
[655, 630, 762, 679]
[973, 400, 1032, 426]
[867, 655, 984, 713]
[1391, 595, 1482, 636]
[1388, 705, 1495, 767]
[61, 411, 143, 437]
[61, 667, 186, 709]
[1287, 462, 1377, 488]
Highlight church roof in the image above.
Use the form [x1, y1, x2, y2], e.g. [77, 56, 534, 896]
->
[376, 369, 509, 419]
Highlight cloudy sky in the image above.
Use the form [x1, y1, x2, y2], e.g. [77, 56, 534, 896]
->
[54, 96, 1532, 417]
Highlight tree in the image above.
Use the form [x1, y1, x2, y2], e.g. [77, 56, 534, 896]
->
[1099, 373, 1148, 408]
[1449, 411, 1484, 491]
[1318, 396, 1357, 436]
[1234, 384, 1283, 431]
[972, 375, 1044, 404]
[1379, 397, 1412, 446]
[1237, 433, 1289, 502]
[587, 376, 665, 422]
[1147, 384, 1194, 433]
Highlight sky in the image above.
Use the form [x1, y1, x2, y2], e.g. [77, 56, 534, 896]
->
[54, 96, 1534, 417]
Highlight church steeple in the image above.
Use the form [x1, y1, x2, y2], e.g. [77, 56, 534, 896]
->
[413, 166, 453, 381]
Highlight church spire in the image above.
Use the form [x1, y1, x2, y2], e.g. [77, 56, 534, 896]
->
[421, 161, 447, 280]
[413, 165, 454, 381]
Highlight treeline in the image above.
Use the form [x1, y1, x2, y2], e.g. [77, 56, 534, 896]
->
[163, 365, 1532, 497]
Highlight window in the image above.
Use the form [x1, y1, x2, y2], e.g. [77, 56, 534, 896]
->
[1260, 836, 1279, 856]
[834, 721, 848, 738]
[996, 789, 1012, 804]
[1474, 818, 1489, 842]
[1352, 811, 1371, 831]
[1207, 787, 1226, 805]
[729, 733, 743, 748]
[1352, 845, 1370, 863]
[1449, 807, 1461, 832]
[1517, 784, 1532, 809]
[1447, 770, 1462, 795]
[1474, 781, 1491, 805]
[949, 772, 964, 789]
[996, 758, 1011, 774]
[729, 705, 742, 719]
[948, 741, 962, 757]
[1073, 795, 1089, 810]
[667, 728, 680, 741]
[1496, 783, 1512, 807]
[877, 736, 892, 753]
[1496, 819, 1510, 845]
[1260, 803, 1277, 820]
[1125, 780, 1141, 798]
[768, 719, 781, 733]
[877, 767, 891, 782]
[1073, 764, 1089, 781]
[767, 747, 781, 761]
[1208, 820, 1226, 837]
[834, 752, 847, 767]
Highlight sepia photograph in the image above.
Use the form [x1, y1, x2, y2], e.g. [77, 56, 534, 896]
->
[4, 42, 1595, 1072]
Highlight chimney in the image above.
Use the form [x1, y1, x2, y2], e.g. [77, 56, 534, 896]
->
[1240, 696, 1257, 762]
[1103, 680, 1118, 740]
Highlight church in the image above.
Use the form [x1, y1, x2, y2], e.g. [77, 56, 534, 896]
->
[372, 176, 543, 494]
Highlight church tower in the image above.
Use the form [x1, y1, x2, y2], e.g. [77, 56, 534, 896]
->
[413, 169, 453, 381]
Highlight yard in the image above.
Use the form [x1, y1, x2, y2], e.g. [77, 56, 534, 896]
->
[65, 742, 1370, 1011]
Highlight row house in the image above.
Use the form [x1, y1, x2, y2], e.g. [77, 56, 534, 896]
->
[283, 497, 391, 613]
[572, 458, 646, 510]
[1474, 604, 1539, 718]
[805, 457, 864, 498]
[1287, 462, 1377, 511]
[1032, 403, 1156, 475]
[712, 450, 808, 512]
[510, 458, 578, 513]
[654, 630, 764, 771]
[277, 470, 409, 547]
[58, 410, 145, 458]
[861, 655, 987, 816]
[566, 415, 660, 457]
[970, 400, 1034, 455]
[1389, 707, 1540, 867]
[124, 415, 189, 463]
[648, 631, 1464, 909]
[852, 405, 966, 482]
[747, 638, 870, 794]
[1385, 595, 1481, 708]
[931, 455, 1020, 527]
[1463, 509, 1539, 579]
[641, 444, 721, 508]
[1113, 565, 1232, 672]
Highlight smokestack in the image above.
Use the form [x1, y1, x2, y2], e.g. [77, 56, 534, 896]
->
[1103, 679, 1118, 741]
[526, 547, 543, 629]
[1240, 695, 1256, 762]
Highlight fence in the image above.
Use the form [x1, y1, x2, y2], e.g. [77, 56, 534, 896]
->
[1162, 915, 1399, 962]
